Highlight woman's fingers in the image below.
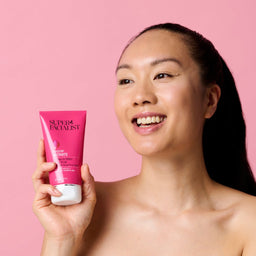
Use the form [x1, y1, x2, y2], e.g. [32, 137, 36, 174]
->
[33, 184, 62, 211]
[37, 139, 46, 167]
[32, 140, 57, 191]
[78, 164, 97, 225]
[81, 164, 97, 204]
[32, 162, 56, 191]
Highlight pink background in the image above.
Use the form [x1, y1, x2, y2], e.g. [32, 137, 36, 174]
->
[0, 0, 255, 255]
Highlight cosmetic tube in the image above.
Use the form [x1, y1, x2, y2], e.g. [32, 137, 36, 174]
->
[39, 111, 86, 206]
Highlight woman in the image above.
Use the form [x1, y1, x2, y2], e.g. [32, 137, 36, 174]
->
[32, 23, 256, 255]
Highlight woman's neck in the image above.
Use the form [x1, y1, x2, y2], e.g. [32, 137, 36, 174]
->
[133, 149, 216, 214]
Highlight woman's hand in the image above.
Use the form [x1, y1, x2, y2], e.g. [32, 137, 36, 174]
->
[32, 139, 97, 244]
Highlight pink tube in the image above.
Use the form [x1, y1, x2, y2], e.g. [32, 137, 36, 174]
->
[39, 111, 86, 205]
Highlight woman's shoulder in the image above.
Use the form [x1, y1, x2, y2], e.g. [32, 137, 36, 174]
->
[236, 192, 256, 255]
[94, 177, 135, 201]
[234, 191, 256, 227]
[92, 178, 135, 214]
[221, 185, 256, 217]
[215, 184, 256, 255]
[80, 178, 134, 252]
[216, 183, 256, 222]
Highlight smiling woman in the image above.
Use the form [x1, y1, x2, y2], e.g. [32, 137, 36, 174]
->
[32, 23, 256, 256]
[115, 23, 256, 195]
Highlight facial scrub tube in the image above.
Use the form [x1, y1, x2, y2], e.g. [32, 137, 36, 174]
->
[39, 111, 86, 206]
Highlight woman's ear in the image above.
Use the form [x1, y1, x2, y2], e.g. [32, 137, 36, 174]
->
[204, 84, 221, 119]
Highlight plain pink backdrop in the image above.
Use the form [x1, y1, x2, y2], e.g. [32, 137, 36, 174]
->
[0, 0, 255, 255]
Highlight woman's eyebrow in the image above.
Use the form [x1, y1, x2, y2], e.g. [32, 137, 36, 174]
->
[115, 57, 182, 74]
[115, 64, 131, 74]
[151, 57, 182, 67]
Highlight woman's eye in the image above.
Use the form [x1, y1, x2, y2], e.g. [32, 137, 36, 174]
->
[118, 79, 133, 85]
[154, 73, 173, 80]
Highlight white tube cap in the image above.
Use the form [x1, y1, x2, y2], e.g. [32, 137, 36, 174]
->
[51, 184, 82, 206]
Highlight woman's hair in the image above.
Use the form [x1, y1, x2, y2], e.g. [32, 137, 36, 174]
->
[125, 23, 256, 196]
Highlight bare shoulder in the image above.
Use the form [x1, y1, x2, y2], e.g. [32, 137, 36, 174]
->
[234, 192, 256, 256]
[94, 177, 134, 202]
[230, 189, 256, 227]
[217, 185, 256, 256]
[79, 178, 134, 255]
[95, 178, 128, 195]
[93, 177, 133, 217]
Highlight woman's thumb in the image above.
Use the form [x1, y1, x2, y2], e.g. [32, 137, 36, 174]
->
[81, 164, 97, 203]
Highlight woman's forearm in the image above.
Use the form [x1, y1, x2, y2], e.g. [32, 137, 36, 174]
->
[41, 233, 82, 256]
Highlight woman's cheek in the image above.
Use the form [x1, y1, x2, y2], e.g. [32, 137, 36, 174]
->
[114, 91, 123, 116]
[114, 92, 128, 127]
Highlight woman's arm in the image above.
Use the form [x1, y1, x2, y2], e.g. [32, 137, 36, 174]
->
[32, 140, 97, 255]
[41, 234, 83, 256]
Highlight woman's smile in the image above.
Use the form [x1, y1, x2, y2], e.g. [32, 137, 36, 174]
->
[114, 29, 209, 156]
[132, 111, 167, 135]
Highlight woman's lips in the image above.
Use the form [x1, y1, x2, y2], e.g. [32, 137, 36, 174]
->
[132, 112, 166, 120]
[131, 112, 167, 135]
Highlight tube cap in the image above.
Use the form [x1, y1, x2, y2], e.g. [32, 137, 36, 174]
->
[51, 184, 82, 206]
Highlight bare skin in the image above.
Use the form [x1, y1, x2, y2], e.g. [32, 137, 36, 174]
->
[80, 179, 256, 256]
[33, 30, 256, 255]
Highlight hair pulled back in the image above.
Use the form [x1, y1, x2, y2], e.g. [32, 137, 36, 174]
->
[127, 23, 256, 195]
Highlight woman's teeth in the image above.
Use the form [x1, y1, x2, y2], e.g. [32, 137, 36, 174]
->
[136, 116, 166, 126]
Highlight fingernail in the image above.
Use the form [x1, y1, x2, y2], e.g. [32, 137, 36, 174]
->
[49, 187, 62, 196]
[44, 162, 55, 167]
[53, 188, 62, 195]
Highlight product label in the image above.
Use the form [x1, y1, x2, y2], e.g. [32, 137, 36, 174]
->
[53, 148, 81, 184]
[40, 111, 86, 186]
[49, 120, 80, 131]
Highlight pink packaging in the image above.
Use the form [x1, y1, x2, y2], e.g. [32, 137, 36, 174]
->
[39, 111, 86, 205]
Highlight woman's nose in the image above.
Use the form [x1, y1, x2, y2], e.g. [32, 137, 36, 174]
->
[133, 81, 157, 106]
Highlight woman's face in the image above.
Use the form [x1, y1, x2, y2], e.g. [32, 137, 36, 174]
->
[114, 29, 212, 157]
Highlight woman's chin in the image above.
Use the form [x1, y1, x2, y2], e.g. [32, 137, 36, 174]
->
[132, 144, 168, 157]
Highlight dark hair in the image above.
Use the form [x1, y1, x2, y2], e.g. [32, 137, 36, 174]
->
[126, 23, 256, 196]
